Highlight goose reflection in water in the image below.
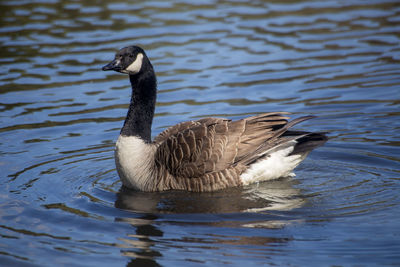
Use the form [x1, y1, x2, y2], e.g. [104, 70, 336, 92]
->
[113, 177, 305, 264]
[115, 177, 305, 214]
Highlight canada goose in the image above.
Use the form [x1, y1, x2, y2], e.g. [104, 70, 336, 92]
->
[102, 46, 327, 192]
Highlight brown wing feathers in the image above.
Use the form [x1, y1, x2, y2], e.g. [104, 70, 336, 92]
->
[155, 118, 231, 178]
[155, 112, 290, 175]
[234, 115, 321, 166]
[234, 113, 290, 162]
[153, 112, 324, 191]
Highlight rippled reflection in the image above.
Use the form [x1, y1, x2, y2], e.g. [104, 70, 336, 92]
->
[115, 177, 303, 214]
[1, 0, 400, 266]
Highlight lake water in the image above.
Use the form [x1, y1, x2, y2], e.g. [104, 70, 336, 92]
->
[1, 0, 400, 266]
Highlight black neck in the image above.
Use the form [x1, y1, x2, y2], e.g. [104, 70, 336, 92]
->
[120, 70, 157, 142]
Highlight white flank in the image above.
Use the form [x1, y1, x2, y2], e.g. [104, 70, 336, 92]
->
[125, 53, 144, 74]
[114, 135, 157, 190]
[240, 141, 304, 185]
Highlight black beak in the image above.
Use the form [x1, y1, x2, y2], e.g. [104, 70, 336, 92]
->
[102, 59, 121, 71]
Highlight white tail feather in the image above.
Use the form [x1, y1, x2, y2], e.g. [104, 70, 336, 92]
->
[240, 141, 304, 185]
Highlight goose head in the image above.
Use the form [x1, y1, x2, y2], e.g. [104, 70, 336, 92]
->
[102, 46, 151, 75]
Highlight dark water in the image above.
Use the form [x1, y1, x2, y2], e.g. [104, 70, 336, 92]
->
[1, 0, 400, 266]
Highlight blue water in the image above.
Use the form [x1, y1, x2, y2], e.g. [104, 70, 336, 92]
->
[1, 0, 400, 266]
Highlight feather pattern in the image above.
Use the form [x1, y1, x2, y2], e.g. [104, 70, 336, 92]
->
[149, 112, 325, 191]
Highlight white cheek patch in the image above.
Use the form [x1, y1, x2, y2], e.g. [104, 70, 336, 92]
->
[125, 53, 143, 74]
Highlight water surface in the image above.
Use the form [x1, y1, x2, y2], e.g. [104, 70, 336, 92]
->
[1, 0, 400, 266]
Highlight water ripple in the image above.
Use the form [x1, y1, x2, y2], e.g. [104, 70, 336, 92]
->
[1, 0, 400, 266]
